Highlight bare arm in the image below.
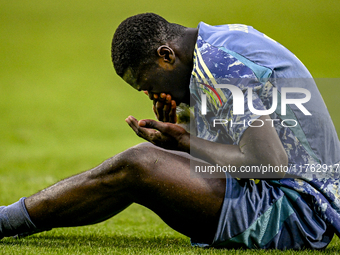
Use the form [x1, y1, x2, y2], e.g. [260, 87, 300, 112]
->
[125, 115, 287, 179]
[189, 115, 288, 178]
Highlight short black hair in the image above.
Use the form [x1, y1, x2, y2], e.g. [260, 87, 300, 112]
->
[111, 13, 185, 78]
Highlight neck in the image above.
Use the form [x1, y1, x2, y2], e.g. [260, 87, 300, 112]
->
[177, 27, 198, 66]
[168, 27, 198, 105]
[181, 28, 198, 105]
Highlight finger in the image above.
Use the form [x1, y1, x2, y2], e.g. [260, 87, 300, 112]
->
[138, 119, 168, 133]
[152, 93, 159, 106]
[125, 115, 138, 123]
[153, 100, 159, 120]
[165, 94, 172, 104]
[125, 115, 138, 128]
[138, 119, 147, 127]
[169, 100, 177, 123]
[152, 105, 158, 120]
[125, 116, 140, 133]
[150, 92, 157, 101]
[155, 101, 165, 121]
[144, 91, 156, 102]
[163, 103, 171, 122]
[126, 116, 159, 141]
[158, 93, 166, 101]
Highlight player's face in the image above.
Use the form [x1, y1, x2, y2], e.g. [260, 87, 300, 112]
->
[123, 63, 191, 104]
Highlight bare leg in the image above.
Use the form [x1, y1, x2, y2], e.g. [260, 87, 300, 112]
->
[25, 143, 226, 243]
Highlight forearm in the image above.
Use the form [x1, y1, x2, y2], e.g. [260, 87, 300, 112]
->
[181, 116, 288, 179]
[127, 114, 287, 179]
[188, 136, 286, 179]
[189, 136, 245, 167]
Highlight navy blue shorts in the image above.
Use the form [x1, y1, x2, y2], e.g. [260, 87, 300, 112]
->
[192, 177, 334, 249]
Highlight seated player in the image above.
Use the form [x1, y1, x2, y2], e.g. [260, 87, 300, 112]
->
[1, 13, 339, 249]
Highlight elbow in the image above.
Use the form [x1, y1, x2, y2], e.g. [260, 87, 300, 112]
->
[260, 147, 288, 179]
[246, 146, 288, 179]
[268, 145, 288, 168]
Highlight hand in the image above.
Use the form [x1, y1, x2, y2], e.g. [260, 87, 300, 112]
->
[125, 116, 189, 152]
[144, 91, 177, 123]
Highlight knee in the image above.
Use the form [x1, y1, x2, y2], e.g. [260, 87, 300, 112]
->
[120, 142, 159, 170]
[92, 143, 158, 183]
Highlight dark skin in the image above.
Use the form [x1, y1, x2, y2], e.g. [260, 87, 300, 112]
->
[25, 143, 225, 242]
[124, 27, 287, 179]
[21, 26, 287, 244]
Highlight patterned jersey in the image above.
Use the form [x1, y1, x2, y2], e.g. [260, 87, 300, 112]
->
[190, 22, 340, 248]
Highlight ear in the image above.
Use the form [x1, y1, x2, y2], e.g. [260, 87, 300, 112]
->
[157, 45, 175, 64]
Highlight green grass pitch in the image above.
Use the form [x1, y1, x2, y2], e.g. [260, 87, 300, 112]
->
[1, 1, 340, 254]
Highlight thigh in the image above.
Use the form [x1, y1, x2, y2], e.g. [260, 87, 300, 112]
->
[130, 143, 226, 244]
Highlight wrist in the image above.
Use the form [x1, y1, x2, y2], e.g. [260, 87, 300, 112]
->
[178, 132, 190, 153]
